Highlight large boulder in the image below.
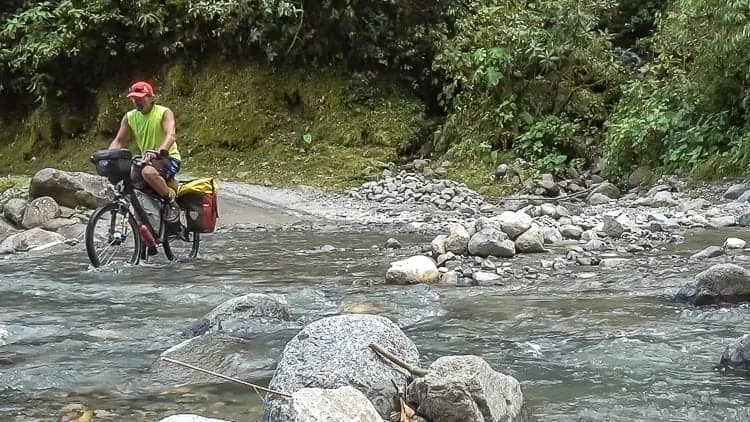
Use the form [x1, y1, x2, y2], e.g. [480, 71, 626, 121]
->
[719, 334, 750, 373]
[496, 211, 532, 240]
[675, 263, 750, 305]
[444, 223, 470, 255]
[181, 293, 293, 339]
[29, 168, 112, 209]
[0, 227, 66, 252]
[289, 386, 382, 422]
[261, 314, 420, 421]
[385, 255, 439, 285]
[406, 355, 528, 422]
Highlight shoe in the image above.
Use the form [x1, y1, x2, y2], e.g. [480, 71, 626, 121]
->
[147, 245, 158, 256]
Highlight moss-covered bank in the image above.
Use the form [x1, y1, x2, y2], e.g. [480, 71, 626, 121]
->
[0, 60, 465, 191]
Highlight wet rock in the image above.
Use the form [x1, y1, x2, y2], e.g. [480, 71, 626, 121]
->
[497, 211, 532, 239]
[289, 386, 382, 422]
[583, 239, 605, 252]
[158, 415, 230, 422]
[384, 238, 402, 249]
[406, 355, 528, 422]
[0, 227, 66, 252]
[21, 196, 60, 229]
[3, 198, 26, 227]
[719, 334, 750, 373]
[473, 271, 503, 284]
[436, 251, 456, 267]
[690, 246, 725, 260]
[468, 228, 515, 258]
[444, 223, 470, 255]
[723, 183, 750, 200]
[385, 255, 439, 285]
[724, 238, 747, 250]
[29, 168, 112, 209]
[675, 263, 750, 305]
[183, 293, 292, 339]
[153, 333, 278, 386]
[261, 314, 419, 421]
[515, 226, 545, 253]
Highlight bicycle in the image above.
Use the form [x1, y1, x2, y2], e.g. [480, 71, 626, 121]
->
[85, 148, 207, 268]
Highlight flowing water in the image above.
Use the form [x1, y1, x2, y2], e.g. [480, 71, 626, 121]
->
[1, 225, 749, 421]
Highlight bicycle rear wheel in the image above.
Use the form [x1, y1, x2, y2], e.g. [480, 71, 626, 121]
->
[163, 212, 201, 261]
[85, 202, 142, 268]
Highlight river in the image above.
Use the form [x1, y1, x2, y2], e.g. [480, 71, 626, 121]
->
[1, 225, 749, 421]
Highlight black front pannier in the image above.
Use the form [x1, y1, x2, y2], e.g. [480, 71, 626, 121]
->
[91, 149, 132, 183]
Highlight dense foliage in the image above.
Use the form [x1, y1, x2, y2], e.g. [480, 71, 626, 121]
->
[2, 0, 750, 183]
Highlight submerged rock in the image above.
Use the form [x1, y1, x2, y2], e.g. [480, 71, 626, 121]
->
[719, 334, 750, 374]
[675, 263, 750, 305]
[181, 293, 292, 339]
[261, 314, 419, 421]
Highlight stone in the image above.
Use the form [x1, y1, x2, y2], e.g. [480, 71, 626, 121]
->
[468, 228, 515, 258]
[675, 263, 750, 305]
[559, 224, 583, 240]
[385, 255, 439, 285]
[719, 334, 750, 373]
[724, 238, 747, 250]
[182, 293, 292, 339]
[3, 197, 26, 227]
[496, 211, 532, 239]
[444, 223, 470, 255]
[723, 183, 750, 200]
[406, 355, 528, 422]
[515, 226, 546, 253]
[0, 227, 66, 252]
[21, 196, 60, 229]
[29, 168, 113, 209]
[261, 314, 419, 421]
[289, 386, 382, 422]
[158, 415, 229, 422]
[690, 246, 725, 260]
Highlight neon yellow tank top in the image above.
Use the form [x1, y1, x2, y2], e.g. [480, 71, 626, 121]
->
[126, 104, 181, 160]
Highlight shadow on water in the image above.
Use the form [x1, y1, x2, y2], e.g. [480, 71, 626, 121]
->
[0, 227, 749, 421]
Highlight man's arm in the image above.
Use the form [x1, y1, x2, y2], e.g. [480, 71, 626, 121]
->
[159, 108, 176, 153]
[108, 114, 131, 149]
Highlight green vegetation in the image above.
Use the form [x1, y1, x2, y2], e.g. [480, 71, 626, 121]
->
[1, 0, 750, 191]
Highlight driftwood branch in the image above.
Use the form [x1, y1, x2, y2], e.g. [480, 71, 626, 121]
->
[370, 343, 429, 377]
[160, 357, 292, 398]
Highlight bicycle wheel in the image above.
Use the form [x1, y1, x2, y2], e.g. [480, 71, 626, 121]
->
[163, 215, 200, 262]
[85, 202, 142, 268]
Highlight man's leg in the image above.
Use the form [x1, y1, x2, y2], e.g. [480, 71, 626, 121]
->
[142, 157, 180, 198]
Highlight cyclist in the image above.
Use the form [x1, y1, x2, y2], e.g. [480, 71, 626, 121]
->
[108, 81, 183, 253]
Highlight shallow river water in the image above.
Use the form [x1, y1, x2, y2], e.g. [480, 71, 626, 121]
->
[1, 225, 749, 421]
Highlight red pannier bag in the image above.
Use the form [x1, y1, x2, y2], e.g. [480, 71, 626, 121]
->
[176, 178, 219, 233]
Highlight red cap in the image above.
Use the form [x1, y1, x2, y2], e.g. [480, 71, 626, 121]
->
[126, 81, 155, 98]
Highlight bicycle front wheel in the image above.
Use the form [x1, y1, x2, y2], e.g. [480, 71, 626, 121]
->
[85, 202, 142, 268]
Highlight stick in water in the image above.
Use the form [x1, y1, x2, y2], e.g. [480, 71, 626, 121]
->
[159, 356, 292, 398]
[369, 343, 429, 377]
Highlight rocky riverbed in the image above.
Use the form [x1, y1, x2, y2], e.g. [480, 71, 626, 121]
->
[1, 164, 749, 421]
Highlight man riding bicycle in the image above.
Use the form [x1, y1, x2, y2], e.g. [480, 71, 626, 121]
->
[108, 81, 181, 219]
